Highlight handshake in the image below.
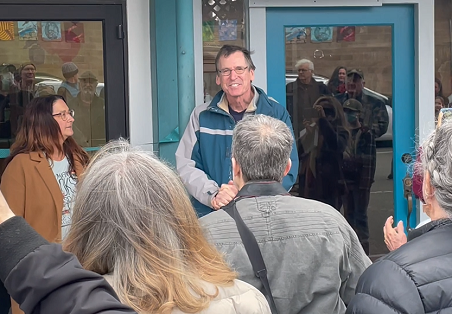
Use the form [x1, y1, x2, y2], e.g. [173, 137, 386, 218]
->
[211, 180, 239, 210]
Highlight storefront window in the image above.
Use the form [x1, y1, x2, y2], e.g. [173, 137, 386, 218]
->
[435, 0, 452, 113]
[0, 21, 106, 149]
[202, 0, 247, 102]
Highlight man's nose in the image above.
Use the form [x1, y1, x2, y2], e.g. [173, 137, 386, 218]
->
[230, 70, 238, 80]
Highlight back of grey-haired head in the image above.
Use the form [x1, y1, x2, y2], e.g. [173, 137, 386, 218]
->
[232, 114, 293, 182]
[295, 59, 314, 71]
[70, 138, 194, 271]
[419, 120, 452, 216]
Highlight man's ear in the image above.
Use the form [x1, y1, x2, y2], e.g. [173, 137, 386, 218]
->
[216, 74, 221, 86]
[283, 159, 292, 177]
[232, 157, 241, 178]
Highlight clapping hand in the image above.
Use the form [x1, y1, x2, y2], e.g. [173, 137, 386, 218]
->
[383, 216, 407, 251]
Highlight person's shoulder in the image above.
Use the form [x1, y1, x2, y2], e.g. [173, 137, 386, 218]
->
[259, 195, 349, 227]
[199, 209, 232, 227]
[2, 153, 35, 180]
[193, 102, 210, 116]
[6, 153, 34, 166]
[386, 224, 452, 264]
[255, 89, 287, 117]
[205, 279, 271, 314]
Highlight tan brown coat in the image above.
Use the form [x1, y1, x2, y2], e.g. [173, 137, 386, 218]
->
[1, 151, 84, 314]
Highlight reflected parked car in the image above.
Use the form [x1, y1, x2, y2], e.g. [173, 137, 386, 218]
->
[285, 73, 392, 142]
[35, 73, 104, 97]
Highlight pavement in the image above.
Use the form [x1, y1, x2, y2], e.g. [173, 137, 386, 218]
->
[368, 144, 393, 259]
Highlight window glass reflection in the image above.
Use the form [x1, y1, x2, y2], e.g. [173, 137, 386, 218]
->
[285, 26, 392, 256]
[0, 21, 105, 148]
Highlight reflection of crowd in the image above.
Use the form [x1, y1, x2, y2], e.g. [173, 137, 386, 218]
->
[0, 61, 105, 147]
[286, 59, 389, 255]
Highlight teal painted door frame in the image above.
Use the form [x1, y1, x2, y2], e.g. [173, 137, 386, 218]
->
[266, 5, 416, 228]
[152, 0, 195, 165]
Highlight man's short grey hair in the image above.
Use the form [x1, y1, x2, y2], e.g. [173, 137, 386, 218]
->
[295, 59, 314, 71]
[419, 120, 452, 216]
[232, 114, 294, 183]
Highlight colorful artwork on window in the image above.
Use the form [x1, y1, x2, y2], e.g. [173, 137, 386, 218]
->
[337, 26, 356, 42]
[41, 22, 62, 41]
[219, 19, 237, 41]
[0, 22, 14, 41]
[311, 27, 333, 43]
[285, 27, 308, 44]
[18, 21, 38, 41]
[64, 22, 85, 43]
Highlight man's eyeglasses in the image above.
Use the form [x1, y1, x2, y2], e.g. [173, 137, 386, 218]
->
[52, 109, 75, 121]
[217, 66, 249, 76]
[298, 69, 311, 73]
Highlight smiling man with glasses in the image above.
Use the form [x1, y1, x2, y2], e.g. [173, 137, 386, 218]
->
[176, 44, 299, 217]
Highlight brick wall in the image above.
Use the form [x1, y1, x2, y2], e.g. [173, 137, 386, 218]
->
[0, 21, 104, 85]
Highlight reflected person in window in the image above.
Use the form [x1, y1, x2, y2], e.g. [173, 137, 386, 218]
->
[327, 66, 347, 95]
[286, 59, 330, 141]
[1, 63, 37, 137]
[58, 62, 80, 101]
[0, 95, 89, 314]
[298, 96, 349, 210]
[69, 71, 105, 147]
[175, 45, 299, 217]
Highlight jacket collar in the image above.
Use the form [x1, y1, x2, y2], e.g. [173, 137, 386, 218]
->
[208, 85, 270, 114]
[236, 180, 289, 200]
[408, 218, 452, 242]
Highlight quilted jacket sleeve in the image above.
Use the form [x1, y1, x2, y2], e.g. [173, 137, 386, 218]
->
[346, 259, 424, 314]
[0, 217, 136, 314]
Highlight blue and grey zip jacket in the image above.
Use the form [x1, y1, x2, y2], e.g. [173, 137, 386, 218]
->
[175, 85, 299, 217]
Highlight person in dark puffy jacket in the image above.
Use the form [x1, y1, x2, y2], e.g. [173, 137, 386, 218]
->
[346, 120, 452, 314]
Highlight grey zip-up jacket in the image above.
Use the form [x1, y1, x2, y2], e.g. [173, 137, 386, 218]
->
[200, 181, 371, 314]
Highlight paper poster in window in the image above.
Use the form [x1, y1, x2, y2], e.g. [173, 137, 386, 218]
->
[311, 27, 333, 43]
[203, 21, 215, 42]
[285, 27, 308, 44]
[0, 22, 14, 41]
[219, 20, 237, 41]
[337, 26, 356, 42]
[42, 22, 62, 41]
[65, 22, 85, 43]
[18, 21, 38, 41]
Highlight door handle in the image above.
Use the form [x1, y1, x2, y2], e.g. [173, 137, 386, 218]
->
[403, 175, 413, 231]
[401, 153, 413, 231]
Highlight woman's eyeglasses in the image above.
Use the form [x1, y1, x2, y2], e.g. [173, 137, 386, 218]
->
[52, 109, 75, 121]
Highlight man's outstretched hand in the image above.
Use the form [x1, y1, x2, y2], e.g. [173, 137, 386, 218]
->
[211, 181, 239, 210]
